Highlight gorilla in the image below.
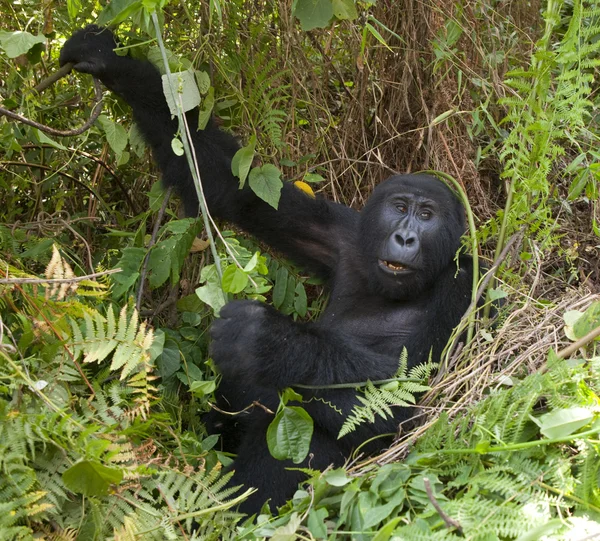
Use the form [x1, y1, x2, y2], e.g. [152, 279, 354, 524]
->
[61, 26, 476, 514]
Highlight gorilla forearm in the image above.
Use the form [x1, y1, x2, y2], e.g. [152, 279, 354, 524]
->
[210, 300, 397, 389]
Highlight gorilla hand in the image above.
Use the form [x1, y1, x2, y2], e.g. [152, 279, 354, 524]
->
[210, 300, 290, 386]
[59, 25, 118, 78]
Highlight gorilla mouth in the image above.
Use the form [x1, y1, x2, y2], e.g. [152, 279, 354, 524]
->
[378, 259, 410, 273]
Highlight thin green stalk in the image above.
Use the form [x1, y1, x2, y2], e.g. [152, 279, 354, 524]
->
[151, 13, 224, 289]
[433, 425, 599, 455]
[421, 170, 479, 345]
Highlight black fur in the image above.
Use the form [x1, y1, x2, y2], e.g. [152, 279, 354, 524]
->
[61, 26, 475, 515]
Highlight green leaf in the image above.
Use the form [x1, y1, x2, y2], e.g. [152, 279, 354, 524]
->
[323, 469, 351, 486]
[294, 282, 307, 317]
[162, 70, 201, 115]
[195, 70, 211, 94]
[189, 379, 217, 397]
[573, 302, 600, 339]
[157, 338, 181, 379]
[267, 406, 314, 463]
[307, 508, 328, 538]
[372, 517, 403, 541]
[67, 0, 82, 20]
[171, 137, 184, 156]
[293, 0, 334, 31]
[231, 136, 256, 188]
[97, 0, 143, 26]
[196, 277, 226, 314]
[332, 0, 357, 20]
[198, 87, 215, 130]
[97, 115, 128, 159]
[249, 165, 283, 209]
[0, 31, 45, 58]
[538, 407, 594, 439]
[273, 266, 289, 309]
[303, 172, 325, 183]
[33, 129, 68, 151]
[221, 264, 249, 294]
[147, 241, 173, 288]
[63, 460, 123, 497]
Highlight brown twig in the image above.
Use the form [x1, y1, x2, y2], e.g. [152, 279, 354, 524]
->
[0, 77, 103, 137]
[0, 268, 121, 285]
[32, 62, 74, 93]
[22, 144, 139, 215]
[135, 186, 174, 311]
[1, 161, 108, 209]
[423, 478, 462, 533]
[555, 323, 600, 361]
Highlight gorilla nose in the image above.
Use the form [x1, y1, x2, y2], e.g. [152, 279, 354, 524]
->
[394, 231, 418, 249]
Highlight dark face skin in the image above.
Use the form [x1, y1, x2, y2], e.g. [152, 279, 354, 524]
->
[359, 174, 466, 300]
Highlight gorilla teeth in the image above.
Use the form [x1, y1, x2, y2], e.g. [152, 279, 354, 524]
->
[382, 260, 405, 271]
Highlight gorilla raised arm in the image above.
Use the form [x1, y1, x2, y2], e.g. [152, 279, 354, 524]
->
[61, 26, 475, 515]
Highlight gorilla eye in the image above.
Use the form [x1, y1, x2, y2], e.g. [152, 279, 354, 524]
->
[420, 210, 432, 219]
[396, 203, 408, 213]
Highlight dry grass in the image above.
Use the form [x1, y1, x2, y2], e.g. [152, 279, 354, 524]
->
[353, 286, 600, 470]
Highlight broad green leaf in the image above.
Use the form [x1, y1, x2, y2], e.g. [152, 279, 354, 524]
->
[148, 328, 165, 362]
[162, 70, 201, 115]
[307, 508, 328, 538]
[488, 287, 508, 301]
[156, 338, 181, 379]
[372, 517, 403, 541]
[171, 137, 184, 156]
[539, 407, 594, 439]
[190, 379, 217, 397]
[303, 172, 325, 183]
[63, 460, 123, 497]
[231, 136, 256, 187]
[243, 252, 260, 273]
[573, 301, 600, 339]
[97, 0, 143, 26]
[221, 264, 249, 294]
[147, 241, 173, 288]
[249, 164, 283, 209]
[196, 282, 226, 314]
[332, 0, 357, 20]
[267, 406, 314, 463]
[323, 468, 351, 486]
[198, 87, 215, 130]
[294, 282, 307, 317]
[293, 0, 334, 31]
[281, 387, 303, 403]
[0, 31, 45, 58]
[563, 309, 584, 341]
[195, 70, 211, 94]
[273, 266, 289, 309]
[33, 129, 68, 151]
[98, 115, 128, 158]
[67, 0, 82, 20]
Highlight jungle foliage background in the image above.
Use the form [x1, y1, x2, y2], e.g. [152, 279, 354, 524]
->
[1, 0, 600, 539]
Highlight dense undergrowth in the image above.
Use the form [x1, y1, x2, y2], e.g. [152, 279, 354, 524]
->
[1, 0, 600, 539]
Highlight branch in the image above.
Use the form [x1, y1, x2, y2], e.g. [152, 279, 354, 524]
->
[423, 478, 462, 533]
[0, 77, 103, 137]
[135, 186, 174, 311]
[0, 268, 121, 285]
[33, 62, 74, 93]
[555, 323, 600, 361]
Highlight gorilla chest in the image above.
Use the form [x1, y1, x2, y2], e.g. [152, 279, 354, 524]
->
[321, 297, 434, 357]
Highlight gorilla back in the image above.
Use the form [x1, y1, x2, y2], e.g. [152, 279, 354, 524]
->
[61, 26, 475, 515]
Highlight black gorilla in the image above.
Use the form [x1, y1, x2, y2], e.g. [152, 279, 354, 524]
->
[61, 26, 475, 514]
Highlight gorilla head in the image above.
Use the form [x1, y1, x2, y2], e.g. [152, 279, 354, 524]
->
[359, 174, 466, 301]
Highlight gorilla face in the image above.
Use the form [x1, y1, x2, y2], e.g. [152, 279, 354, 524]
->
[359, 174, 466, 300]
